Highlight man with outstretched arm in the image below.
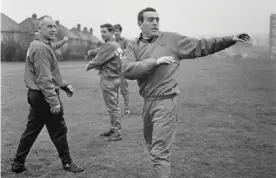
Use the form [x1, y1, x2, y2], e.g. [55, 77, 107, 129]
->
[122, 7, 250, 178]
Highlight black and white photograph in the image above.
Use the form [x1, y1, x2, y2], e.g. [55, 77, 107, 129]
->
[1, 0, 276, 177]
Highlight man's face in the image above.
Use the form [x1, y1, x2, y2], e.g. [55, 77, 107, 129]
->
[138, 11, 159, 38]
[101, 27, 113, 42]
[38, 17, 56, 41]
[114, 29, 122, 39]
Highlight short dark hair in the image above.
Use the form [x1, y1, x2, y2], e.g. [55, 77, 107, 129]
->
[137, 7, 157, 22]
[100, 23, 114, 33]
[113, 24, 122, 32]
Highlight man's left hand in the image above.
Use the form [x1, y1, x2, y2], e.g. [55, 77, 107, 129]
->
[233, 33, 251, 43]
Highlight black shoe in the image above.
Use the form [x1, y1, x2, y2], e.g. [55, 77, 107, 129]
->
[11, 162, 26, 173]
[99, 129, 114, 137]
[63, 162, 84, 173]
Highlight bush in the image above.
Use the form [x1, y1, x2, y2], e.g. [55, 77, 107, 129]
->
[1, 42, 28, 62]
[1, 42, 17, 61]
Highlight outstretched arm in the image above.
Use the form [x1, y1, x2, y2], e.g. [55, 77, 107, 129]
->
[51, 36, 69, 50]
[177, 33, 250, 59]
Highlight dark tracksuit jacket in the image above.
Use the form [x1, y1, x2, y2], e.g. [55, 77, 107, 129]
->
[122, 32, 236, 100]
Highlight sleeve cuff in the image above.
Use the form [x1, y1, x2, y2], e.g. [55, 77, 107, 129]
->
[224, 36, 236, 45]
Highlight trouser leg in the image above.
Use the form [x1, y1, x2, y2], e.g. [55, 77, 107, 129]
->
[45, 97, 72, 165]
[120, 75, 130, 112]
[100, 77, 122, 136]
[14, 90, 46, 163]
[143, 95, 180, 178]
[13, 107, 44, 163]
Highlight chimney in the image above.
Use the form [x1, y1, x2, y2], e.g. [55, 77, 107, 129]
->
[56, 20, 60, 25]
[90, 28, 93, 34]
[32, 13, 37, 19]
[77, 24, 81, 31]
[84, 27, 88, 33]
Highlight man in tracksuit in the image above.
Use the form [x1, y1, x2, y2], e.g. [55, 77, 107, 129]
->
[113, 24, 131, 116]
[11, 16, 84, 173]
[86, 23, 123, 141]
[122, 7, 250, 178]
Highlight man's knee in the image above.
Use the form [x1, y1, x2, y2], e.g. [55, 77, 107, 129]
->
[58, 120, 67, 135]
[48, 118, 67, 138]
[51, 125, 67, 142]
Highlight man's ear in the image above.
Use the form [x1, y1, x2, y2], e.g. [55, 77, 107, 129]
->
[137, 21, 142, 29]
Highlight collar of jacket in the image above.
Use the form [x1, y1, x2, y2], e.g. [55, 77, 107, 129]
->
[105, 38, 116, 43]
[116, 36, 124, 41]
[35, 35, 52, 45]
[138, 31, 163, 43]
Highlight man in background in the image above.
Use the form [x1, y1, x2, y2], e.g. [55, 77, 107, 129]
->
[113, 24, 131, 116]
[86, 23, 123, 141]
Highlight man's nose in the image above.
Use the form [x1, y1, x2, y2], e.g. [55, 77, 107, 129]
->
[153, 19, 158, 24]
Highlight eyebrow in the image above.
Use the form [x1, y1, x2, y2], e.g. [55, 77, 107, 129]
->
[147, 17, 159, 20]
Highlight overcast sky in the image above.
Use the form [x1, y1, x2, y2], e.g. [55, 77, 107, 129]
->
[1, 0, 276, 39]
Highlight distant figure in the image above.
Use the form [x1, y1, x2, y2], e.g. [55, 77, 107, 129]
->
[122, 7, 250, 178]
[85, 23, 123, 141]
[11, 16, 84, 174]
[113, 24, 131, 116]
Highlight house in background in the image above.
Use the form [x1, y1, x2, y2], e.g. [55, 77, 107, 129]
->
[70, 24, 101, 57]
[1, 13, 30, 61]
[1, 13, 102, 61]
[86, 27, 102, 48]
[19, 14, 39, 35]
[1, 13, 24, 42]
[55, 20, 80, 60]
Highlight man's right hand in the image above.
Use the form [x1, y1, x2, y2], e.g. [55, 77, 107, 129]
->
[156, 56, 175, 65]
[50, 105, 61, 115]
[233, 33, 250, 43]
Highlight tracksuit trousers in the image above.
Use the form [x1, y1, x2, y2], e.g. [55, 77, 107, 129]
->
[142, 94, 180, 178]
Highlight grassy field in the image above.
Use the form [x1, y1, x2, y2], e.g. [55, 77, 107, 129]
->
[1, 57, 276, 178]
